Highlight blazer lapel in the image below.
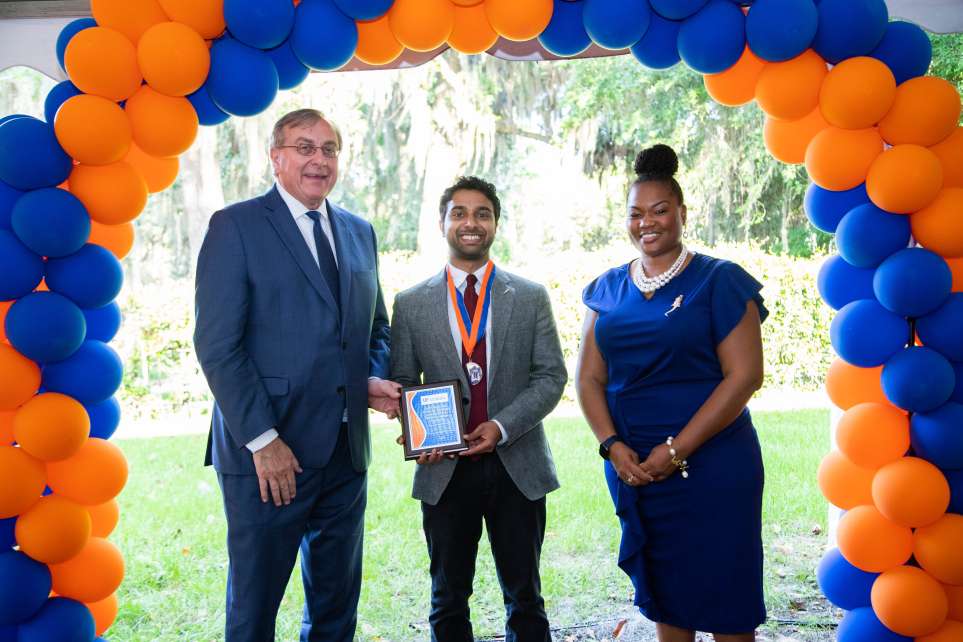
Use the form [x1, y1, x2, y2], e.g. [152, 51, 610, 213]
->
[488, 269, 515, 386]
[328, 202, 354, 328]
[425, 270, 469, 394]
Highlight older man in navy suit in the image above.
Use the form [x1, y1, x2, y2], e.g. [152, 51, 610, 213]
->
[194, 108, 399, 642]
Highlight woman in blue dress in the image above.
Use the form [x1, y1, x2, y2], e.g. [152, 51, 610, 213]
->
[575, 144, 768, 641]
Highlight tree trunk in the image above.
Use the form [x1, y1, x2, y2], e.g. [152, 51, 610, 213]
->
[180, 127, 226, 274]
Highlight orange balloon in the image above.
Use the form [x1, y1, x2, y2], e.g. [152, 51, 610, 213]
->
[91, 0, 169, 44]
[946, 584, 963, 621]
[388, 0, 454, 52]
[825, 359, 889, 410]
[836, 402, 909, 470]
[49, 537, 125, 603]
[69, 162, 149, 225]
[53, 95, 132, 166]
[871, 565, 949, 637]
[15, 494, 92, 564]
[911, 188, 963, 258]
[86, 499, 120, 538]
[817, 449, 874, 510]
[85, 593, 119, 637]
[837, 505, 913, 573]
[46, 438, 129, 505]
[930, 127, 963, 189]
[157, 0, 225, 39]
[0, 343, 41, 410]
[13, 393, 90, 462]
[448, 3, 499, 55]
[763, 107, 828, 165]
[485, 0, 553, 42]
[880, 76, 962, 147]
[866, 144, 944, 214]
[137, 21, 210, 97]
[125, 86, 199, 158]
[918, 620, 963, 642]
[872, 457, 949, 528]
[755, 49, 828, 121]
[125, 142, 179, 193]
[948, 257, 963, 292]
[805, 126, 884, 191]
[34, 279, 49, 293]
[914, 514, 963, 586]
[0, 300, 10, 344]
[0, 411, 13, 445]
[818, 56, 896, 129]
[704, 46, 766, 107]
[355, 15, 404, 66]
[64, 27, 143, 102]
[88, 220, 136, 260]
[451, 0, 483, 5]
[0, 446, 46, 518]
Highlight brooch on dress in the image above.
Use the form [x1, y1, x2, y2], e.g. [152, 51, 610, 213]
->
[665, 294, 684, 317]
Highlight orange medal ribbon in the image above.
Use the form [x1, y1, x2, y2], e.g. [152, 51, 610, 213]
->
[446, 261, 495, 361]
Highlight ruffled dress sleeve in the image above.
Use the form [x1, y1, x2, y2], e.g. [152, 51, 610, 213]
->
[582, 267, 621, 314]
[710, 261, 769, 346]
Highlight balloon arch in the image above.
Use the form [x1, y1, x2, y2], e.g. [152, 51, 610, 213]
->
[1, 0, 962, 639]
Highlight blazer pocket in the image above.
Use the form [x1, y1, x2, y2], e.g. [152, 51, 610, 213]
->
[352, 269, 376, 301]
[261, 377, 289, 396]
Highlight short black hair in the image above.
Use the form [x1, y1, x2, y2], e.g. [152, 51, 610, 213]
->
[439, 176, 501, 222]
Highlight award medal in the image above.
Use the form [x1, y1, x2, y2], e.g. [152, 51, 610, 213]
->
[447, 261, 496, 388]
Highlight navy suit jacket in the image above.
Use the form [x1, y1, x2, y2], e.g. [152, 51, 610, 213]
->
[193, 186, 390, 474]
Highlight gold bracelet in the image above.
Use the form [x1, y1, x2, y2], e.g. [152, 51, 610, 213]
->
[666, 436, 690, 479]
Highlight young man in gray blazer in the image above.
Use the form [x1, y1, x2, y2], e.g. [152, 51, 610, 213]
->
[389, 176, 567, 642]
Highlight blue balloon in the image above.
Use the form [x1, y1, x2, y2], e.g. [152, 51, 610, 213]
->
[911, 402, 963, 470]
[41, 340, 124, 405]
[816, 548, 877, 610]
[873, 248, 952, 318]
[15, 597, 95, 642]
[0, 518, 14, 549]
[0, 230, 44, 301]
[817, 255, 875, 311]
[882, 347, 955, 413]
[82, 302, 121, 343]
[224, 0, 294, 49]
[630, 13, 682, 69]
[332, 0, 392, 21]
[837, 607, 911, 642]
[745, 0, 817, 62]
[10, 188, 90, 258]
[539, 0, 593, 57]
[650, 0, 709, 20]
[266, 39, 310, 90]
[869, 21, 932, 85]
[5, 292, 86, 364]
[677, 0, 746, 74]
[811, 0, 888, 64]
[917, 293, 963, 362]
[55, 18, 97, 71]
[86, 396, 121, 440]
[1, 626, 15, 642]
[953, 361, 963, 405]
[43, 81, 82, 124]
[186, 84, 231, 127]
[207, 38, 279, 117]
[0, 117, 73, 191]
[830, 299, 909, 368]
[583, 0, 652, 50]
[804, 182, 869, 234]
[45, 244, 124, 310]
[835, 203, 910, 269]
[0, 551, 51, 626]
[290, 0, 358, 71]
[947, 467, 963, 514]
[0, 179, 24, 231]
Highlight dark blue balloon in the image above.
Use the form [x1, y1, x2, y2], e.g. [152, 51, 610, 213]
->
[947, 467, 963, 514]
[745, 0, 817, 62]
[224, 0, 294, 49]
[835, 203, 910, 269]
[677, 0, 746, 74]
[207, 38, 279, 117]
[5, 292, 86, 364]
[0, 518, 14, 550]
[0, 551, 51, 626]
[291, 0, 358, 71]
[830, 299, 909, 368]
[917, 293, 963, 362]
[873, 248, 952, 318]
[630, 13, 682, 69]
[10, 188, 90, 258]
[811, 0, 888, 64]
[0, 117, 73, 191]
[0, 230, 44, 301]
[816, 548, 877, 610]
[911, 402, 963, 470]
[953, 361, 963, 405]
[882, 347, 955, 413]
[15, 597, 95, 642]
[804, 182, 869, 234]
[85, 396, 121, 440]
[41, 340, 124, 405]
[266, 39, 310, 90]
[650, 0, 709, 20]
[82, 302, 121, 343]
[869, 21, 932, 85]
[45, 244, 123, 310]
[583, 0, 652, 50]
[332, 0, 393, 21]
[817, 255, 875, 311]
[0, 626, 15, 642]
[186, 84, 231, 127]
[55, 18, 97, 71]
[539, 0, 593, 57]
[837, 607, 911, 642]
[43, 81, 82, 124]
[0, 179, 24, 231]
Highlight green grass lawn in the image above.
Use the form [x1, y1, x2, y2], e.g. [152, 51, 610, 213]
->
[107, 409, 830, 641]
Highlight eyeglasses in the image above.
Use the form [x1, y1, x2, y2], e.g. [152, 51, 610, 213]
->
[278, 142, 340, 158]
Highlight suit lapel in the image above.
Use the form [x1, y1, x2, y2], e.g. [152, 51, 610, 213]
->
[426, 270, 469, 393]
[328, 202, 354, 327]
[488, 269, 515, 387]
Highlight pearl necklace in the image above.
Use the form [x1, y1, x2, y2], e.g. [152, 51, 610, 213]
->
[633, 245, 690, 294]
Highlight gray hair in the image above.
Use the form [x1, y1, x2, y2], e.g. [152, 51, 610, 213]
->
[270, 108, 342, 150]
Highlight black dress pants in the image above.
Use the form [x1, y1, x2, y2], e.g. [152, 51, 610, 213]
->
[421, 454, 550, 642]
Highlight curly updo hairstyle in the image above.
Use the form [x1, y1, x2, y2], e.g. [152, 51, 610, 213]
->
[632, 144, 685, 206]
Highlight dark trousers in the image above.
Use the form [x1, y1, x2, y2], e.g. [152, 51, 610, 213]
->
[422, 454, 550, 642]
[218, 427, 365, 642]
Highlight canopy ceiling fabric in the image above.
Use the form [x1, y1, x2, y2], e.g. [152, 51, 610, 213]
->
[0, 0, 961, 81]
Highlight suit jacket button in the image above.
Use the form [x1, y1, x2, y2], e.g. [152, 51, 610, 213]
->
[342, 341, 347, 350]
[337, 386, 345, 396]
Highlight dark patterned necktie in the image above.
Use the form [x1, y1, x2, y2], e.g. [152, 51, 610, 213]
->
[461, 274, 489, 433]
[305, 210, 340, 308]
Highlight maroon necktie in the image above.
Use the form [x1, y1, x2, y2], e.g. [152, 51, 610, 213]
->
[461, 274, 489, 433]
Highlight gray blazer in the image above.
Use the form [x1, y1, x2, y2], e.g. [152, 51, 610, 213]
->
[390, 267, 567, 505]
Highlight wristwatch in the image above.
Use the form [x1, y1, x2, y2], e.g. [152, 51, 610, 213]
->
[598, 435, 623, 460]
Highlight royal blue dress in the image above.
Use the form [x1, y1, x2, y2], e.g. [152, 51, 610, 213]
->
[583, 253, 768, 634]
